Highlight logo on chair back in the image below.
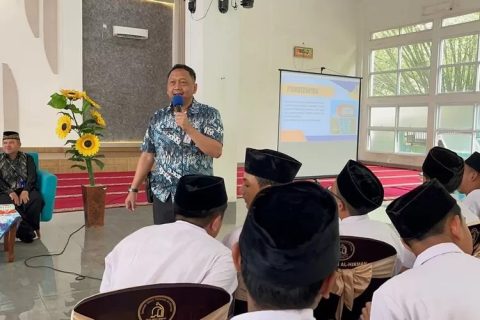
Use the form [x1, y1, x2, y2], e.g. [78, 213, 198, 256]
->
[339, 240, 355, 261]
[470, 227, 479, 245]
[138, 295, 176, 320]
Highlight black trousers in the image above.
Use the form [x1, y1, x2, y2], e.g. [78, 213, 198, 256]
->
[152, 195, 174, 225]
[0, 189, 44, 230]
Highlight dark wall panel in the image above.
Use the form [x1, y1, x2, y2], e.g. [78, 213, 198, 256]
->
[83, 0, 172, 141]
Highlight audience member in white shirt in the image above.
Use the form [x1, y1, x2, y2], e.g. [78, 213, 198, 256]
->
[231, 181, 340, 320]
[422, 146, 479, 224]
[330, 160, 415, 273]
[100, 174, 237, 295]
[362, 179, 480, 320]
[222, 147, 301, 249]
[459, 151, 480, 218]
[223, 148, 302, 316]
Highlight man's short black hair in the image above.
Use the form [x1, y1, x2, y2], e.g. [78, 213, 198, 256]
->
[168, 64, 196, 81]
[336, 189, 361, 216]
[175, 203, 228, 227]
[255, 176, 281, 188]
[423, 174, 461, 193]
[404, 203, 461, 244]
[242, 265, 323, 309]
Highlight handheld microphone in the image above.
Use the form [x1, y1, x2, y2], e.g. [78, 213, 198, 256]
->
[172, 95, 184, 113]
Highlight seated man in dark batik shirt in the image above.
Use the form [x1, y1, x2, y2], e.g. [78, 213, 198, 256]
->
[0, 131, 44, 242]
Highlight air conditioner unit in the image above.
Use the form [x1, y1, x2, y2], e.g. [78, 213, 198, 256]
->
[113, 26, 148, 40]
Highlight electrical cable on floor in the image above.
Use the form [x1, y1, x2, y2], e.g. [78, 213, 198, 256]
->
[24, 224, 102, 281]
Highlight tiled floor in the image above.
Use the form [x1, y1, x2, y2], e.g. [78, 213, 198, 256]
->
[0, 202, 246, 320]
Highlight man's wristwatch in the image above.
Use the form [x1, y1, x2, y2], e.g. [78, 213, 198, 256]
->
[128, 187, 139, 193]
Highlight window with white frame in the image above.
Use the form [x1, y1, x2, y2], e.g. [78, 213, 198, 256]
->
[368, 106, 428, 154]
[438, 34, 479, 93]
[370, 42, 432, 97]
[436, 104, 480, 158]
[365, 10, 480, 156]
[442, 12, 480, 27]
[372, 21, 433, 40]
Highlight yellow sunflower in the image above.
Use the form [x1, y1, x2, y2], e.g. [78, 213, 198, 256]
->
[60, 89, 85, 101]
[84, 94, 101, 109]
[75, 134, 100, 157]
[90, 110, 106, 127]
[55, 115, 72, 139]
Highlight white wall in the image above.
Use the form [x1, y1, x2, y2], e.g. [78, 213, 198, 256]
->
[0, 0, 82, 147]
[236, 0, 360, 159]
[185, 0, 360, 201]
[185, 0, 240, 202]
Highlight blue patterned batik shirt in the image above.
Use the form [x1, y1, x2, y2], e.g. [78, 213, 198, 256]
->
[141, 99, 224, 202]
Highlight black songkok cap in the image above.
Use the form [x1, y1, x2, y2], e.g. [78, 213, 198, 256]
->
[465, 152, 480, 173]
[336, 160, 384, 215]
[386, 179, 456, 239]
[174, 174, 227, 217]
[422, 146, 464, 193]
[3, 131, 20, 140]
[244, 148, 302, 183]
[239, 181, 339, 286]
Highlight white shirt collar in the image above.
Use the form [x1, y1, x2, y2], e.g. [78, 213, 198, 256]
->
[413, 242, 463, 268]
[468, 189, 480, 196]
[174, 220, 208, 234]
[340, 215, 370, 223]
[231, 308, 315, 320]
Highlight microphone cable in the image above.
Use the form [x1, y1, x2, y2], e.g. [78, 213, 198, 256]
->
[24, 224, 102, 281]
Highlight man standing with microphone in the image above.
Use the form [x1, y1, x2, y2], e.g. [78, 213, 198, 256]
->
[125, 64, 224, 224]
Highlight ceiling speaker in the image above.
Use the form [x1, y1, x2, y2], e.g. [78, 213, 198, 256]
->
[219, 0, 228, 13]
[240, 0, 253, 8]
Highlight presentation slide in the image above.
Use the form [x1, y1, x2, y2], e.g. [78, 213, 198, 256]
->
[278, 70, 361, 177]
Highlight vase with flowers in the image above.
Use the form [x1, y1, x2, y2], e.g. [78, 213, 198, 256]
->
[47, 89, 107, 226]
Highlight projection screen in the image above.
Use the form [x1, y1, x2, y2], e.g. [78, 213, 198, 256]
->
[278, 69, 361, 177]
